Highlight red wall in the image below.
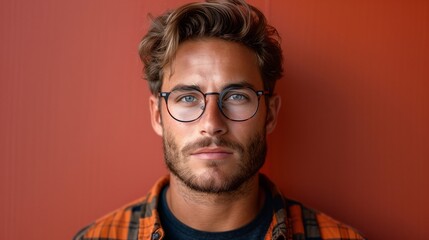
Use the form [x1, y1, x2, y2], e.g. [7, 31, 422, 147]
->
[0, 1, 428, 239]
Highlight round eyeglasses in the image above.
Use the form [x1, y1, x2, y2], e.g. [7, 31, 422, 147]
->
[159, 86, 269, 122]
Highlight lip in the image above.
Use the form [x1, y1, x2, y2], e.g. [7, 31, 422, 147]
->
[190, 147, 233, 160]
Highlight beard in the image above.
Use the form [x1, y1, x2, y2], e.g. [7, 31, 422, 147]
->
[162, 130, 267, 194]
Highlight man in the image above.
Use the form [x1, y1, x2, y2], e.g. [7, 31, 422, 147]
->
[74, 0, 365, 239]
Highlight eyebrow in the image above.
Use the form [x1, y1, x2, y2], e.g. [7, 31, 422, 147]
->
[170, 84, 201, 92]
[168, 81, 257, 92]
[223, 82, 256, 90]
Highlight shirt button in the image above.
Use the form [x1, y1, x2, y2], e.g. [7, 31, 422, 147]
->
[151, 232, 161, 240]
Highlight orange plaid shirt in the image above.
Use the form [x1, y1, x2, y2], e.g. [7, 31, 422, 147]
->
[74, 175, 365, 240]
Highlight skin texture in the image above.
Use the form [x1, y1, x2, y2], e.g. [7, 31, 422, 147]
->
[149, 38, 281, 232]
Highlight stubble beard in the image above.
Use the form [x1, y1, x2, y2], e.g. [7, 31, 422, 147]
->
[162, 130, 267, 195]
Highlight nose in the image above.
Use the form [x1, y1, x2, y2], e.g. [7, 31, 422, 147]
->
[199, 95, 228, 136]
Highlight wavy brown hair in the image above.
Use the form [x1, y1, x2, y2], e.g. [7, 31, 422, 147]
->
[139, 0, 283, 94]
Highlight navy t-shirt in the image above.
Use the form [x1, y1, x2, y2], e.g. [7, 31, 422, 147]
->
[158, 185, 273, 240]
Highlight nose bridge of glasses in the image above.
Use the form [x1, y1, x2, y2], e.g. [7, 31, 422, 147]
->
[202, 91, 222, 110]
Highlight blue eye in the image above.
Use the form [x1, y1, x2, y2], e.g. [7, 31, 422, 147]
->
[223, 91, 250, 104]
[180, 95, 197, 102]
[228, 94, 246, 101]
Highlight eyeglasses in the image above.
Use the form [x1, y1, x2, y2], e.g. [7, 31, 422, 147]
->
[159, 86, 269, 122]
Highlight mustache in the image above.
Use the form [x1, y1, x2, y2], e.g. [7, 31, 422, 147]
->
[181, 137, 244, 156]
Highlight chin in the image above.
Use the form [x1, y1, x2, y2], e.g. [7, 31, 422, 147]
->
[183, 168, 251, 194]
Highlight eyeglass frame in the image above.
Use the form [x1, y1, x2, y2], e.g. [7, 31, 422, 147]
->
[158, 85, 270, 123]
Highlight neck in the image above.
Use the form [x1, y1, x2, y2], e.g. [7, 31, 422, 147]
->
[166, 173, 265, 232]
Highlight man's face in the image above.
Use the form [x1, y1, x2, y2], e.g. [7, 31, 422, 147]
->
[150, 38, 280, 194]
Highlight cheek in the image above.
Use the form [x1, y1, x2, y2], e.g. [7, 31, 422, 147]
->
[250, 108, 268, 127]
[162, 118, 192, 144]
[229, 119, 265, 142]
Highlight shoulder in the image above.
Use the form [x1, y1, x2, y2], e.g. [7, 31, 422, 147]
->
[73, 177, 169, 240]
[260, 174, 365, 239]
[286, 199, 366, 240]
[73, 195, 150, 240]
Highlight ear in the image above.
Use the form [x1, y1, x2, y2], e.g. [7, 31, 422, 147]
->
[265, 94, 281, 134]
[149, 95, 163, 136]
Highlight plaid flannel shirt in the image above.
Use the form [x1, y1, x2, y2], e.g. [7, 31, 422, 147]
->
[74, 175, 365, 240]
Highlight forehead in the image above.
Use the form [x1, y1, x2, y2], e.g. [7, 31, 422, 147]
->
[162, 38, 263, 91]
